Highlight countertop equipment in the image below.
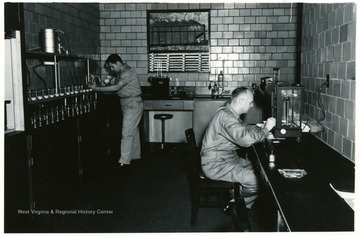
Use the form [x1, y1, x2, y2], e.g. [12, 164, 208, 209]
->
[259, 69, 304, 139]
[148, 76, 169, 98]
[272, 84, 303, 139]
[40, 28, 57, 53]
[40, 28, 69, 54]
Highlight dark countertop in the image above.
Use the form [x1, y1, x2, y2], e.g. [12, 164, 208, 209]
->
[141, 85, 232, 100]
[252, 133, 354, 231]
[141, 94, 231, 100]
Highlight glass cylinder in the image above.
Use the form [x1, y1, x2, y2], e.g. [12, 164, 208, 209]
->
[273, 68, 280, 83]
[42, 89, 49, 99]
[65, 86, 71, 96]
[48, 88, 55, 98]
[59, 87, 65, 96]
[36, 89, 44, 100]
[29, 90, 37, 101]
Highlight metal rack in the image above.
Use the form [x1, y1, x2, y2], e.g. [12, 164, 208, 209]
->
[25, 51, 91, 95]
[25, 51, 97, 130]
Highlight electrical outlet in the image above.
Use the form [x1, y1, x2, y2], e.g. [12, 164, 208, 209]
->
[326, 74, 330, 88]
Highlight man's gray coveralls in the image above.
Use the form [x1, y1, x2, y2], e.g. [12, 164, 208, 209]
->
[115, 65, 143, 165]
[201, 102, 269, 208]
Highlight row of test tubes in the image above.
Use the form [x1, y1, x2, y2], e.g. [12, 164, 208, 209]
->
[30, 93, 97, 129]
[28, 85, 92, 102]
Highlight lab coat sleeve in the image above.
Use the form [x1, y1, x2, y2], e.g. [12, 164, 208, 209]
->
[223, 118, 269, 147]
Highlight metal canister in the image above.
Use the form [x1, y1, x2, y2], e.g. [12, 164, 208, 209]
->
[40, 28, 56, 53]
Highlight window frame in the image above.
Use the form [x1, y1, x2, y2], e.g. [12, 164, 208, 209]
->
[147, 9, 210, 73]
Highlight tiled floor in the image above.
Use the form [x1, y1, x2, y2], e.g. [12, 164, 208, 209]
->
[7, 144, 266, 233]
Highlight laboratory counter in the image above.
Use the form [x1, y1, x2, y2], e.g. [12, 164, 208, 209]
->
[251, 133, 354, 232]
[141, 92, 261, 145]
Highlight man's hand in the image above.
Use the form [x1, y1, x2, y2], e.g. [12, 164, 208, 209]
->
[264, 117, 276, 131]
[87, 83, 96, 90]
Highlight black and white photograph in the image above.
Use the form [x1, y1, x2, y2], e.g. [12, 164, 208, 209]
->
[2, 0, 357, 234]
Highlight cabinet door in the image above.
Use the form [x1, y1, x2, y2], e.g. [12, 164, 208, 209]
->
[31, 121, 79, 209]
[4, 31, 25, 132]
[193, 100, 226, 145]
[193, 99, 263, 145]
[4, 133, 31, 232]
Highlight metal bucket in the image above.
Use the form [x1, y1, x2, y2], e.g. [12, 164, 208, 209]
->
[40, 28, 56, 53]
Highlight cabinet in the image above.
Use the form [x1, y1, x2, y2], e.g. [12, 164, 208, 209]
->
[193, 99, 227, 145]
[143, 98, 262, 145]
[4, 132, 33, 232]
[143, 100, 194, 143]
[23, 51, 99, 209]
[193, 98, 262, 145]
[4, 31, 25, 133]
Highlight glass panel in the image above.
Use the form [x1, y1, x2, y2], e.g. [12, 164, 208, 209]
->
[147, 10, 210, 72]
[148, 10, 209, 51]
[280, 89, 301, 128]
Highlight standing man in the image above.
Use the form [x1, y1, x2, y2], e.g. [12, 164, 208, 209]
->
[89, 54, 143, 167]
[201, 87, 276, 209]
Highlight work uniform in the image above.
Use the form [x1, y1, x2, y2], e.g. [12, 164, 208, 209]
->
[115, 64, 143, 165]
[201, 102, 269, 208]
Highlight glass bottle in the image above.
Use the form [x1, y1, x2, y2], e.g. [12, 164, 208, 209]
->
[273, 68, 280, 84]
[218, 70, 224, 88]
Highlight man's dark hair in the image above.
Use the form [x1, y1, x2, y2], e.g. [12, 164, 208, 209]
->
[106, 54, 123, 64]
[231, 87, 249, 101]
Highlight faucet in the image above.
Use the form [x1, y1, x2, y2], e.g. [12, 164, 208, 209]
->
[208, 81, 220, 98]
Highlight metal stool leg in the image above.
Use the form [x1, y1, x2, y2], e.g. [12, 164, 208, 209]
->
[161, 119, 165, 150]
[153, 114, 173, 152]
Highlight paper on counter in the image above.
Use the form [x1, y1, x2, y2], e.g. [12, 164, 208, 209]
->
[329, 183, 354, 210]
[256, 122, 265, 128]
[301, 123, 310, 132]
[278, 169, 307, 179]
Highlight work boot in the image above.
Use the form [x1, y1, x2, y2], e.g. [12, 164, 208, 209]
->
[231, 197, 250, 232]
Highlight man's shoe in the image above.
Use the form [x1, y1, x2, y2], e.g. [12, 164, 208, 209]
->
[231, 197, 251, 232]
[118, 163, 129, 168]
[223, 201, 234, 215]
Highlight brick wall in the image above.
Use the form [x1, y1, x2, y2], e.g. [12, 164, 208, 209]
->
[99, 2, 299, 93]
[301, 3, 356, 161]
[23, 3, 101, 89]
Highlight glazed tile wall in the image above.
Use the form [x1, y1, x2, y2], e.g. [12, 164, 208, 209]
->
[23, 3, 101, 90]
[20, 2, 355, 161]
[301, 3, 356, 161]
[98, 2, 299, 92]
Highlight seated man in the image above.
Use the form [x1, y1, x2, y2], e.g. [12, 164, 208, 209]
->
[201, 87, 276, 209]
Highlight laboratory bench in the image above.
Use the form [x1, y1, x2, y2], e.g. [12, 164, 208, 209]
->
[4, 90, 354, 232]
[141, 93, 262, 145]
[250, 133, 354, 232]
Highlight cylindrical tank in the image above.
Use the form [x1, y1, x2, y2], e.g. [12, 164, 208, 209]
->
[40, 28, 57, 53]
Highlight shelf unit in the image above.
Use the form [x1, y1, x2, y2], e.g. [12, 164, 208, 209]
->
[25, 51, 97, 130]
[24, 51, 99, 210]
[25, 51, 91, 95]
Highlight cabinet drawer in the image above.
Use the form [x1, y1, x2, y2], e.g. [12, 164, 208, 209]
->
[144, 100, 185, 110]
